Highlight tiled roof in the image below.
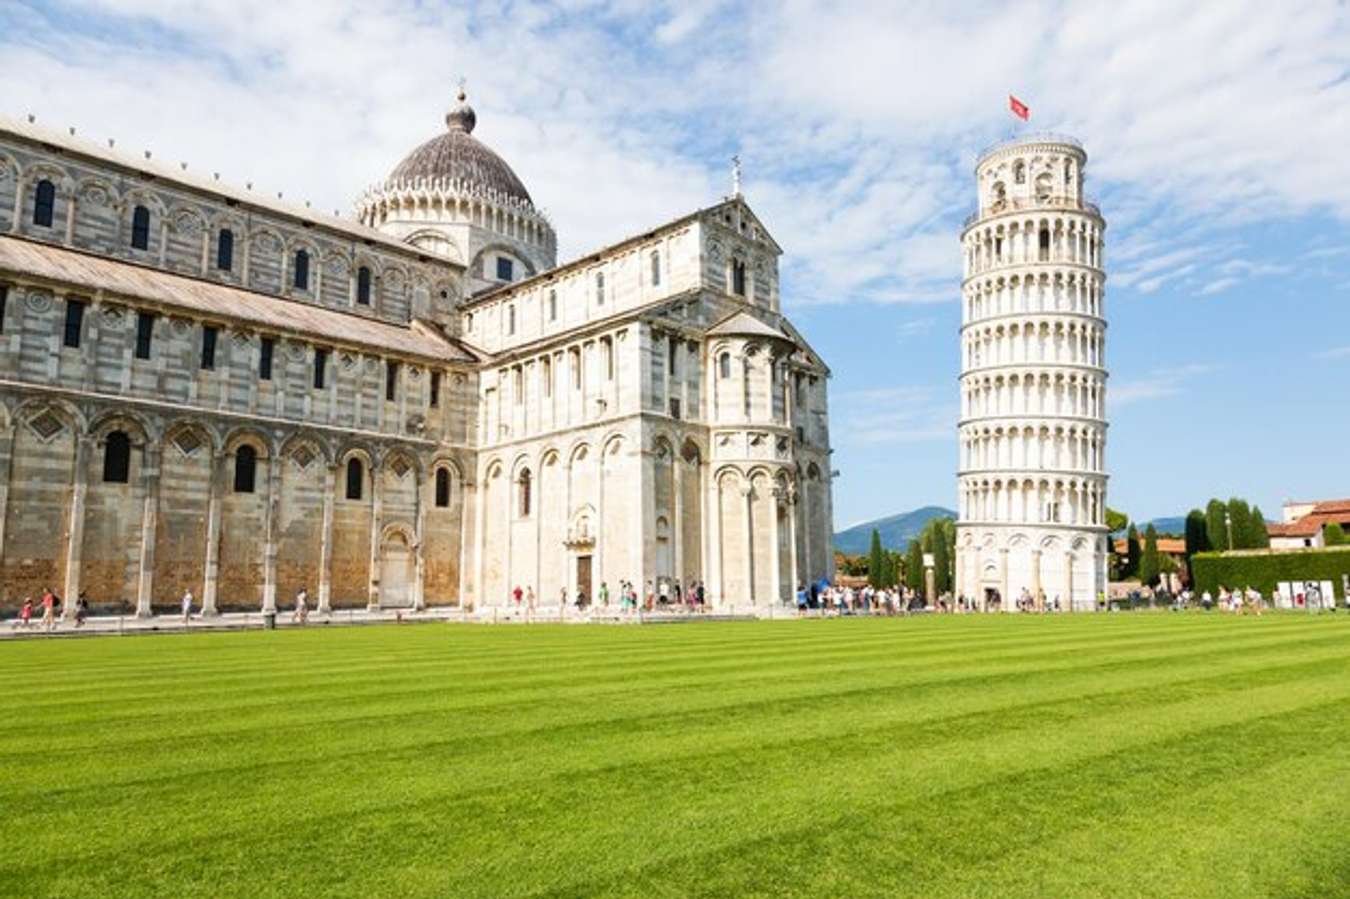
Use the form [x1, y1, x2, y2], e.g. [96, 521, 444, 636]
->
[707, 310, 792, 341]
[1112, 537, 1187, 554]
[0, 236, 476, 364]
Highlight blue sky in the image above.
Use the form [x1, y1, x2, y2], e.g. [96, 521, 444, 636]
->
[4, 1, 1347, 530]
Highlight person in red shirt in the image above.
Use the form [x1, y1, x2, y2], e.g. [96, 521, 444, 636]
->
[13, 597, 33, 630]
[39, 588, 57, 632]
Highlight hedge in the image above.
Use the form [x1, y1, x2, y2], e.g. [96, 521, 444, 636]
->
[1190, 547, 1350, 599]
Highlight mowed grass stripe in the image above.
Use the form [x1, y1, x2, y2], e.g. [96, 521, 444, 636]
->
[0, 616, 1325, 738]
[1, 615, 1345, 898]
[3, 622, 1340, 772]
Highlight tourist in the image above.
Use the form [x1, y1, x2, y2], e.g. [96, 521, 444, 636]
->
[13, 596, 33, 630]
[293, 587, 309, 624]
[526, 587, 536, 612]
[512, 585, 523, 608]
[795, 583, 808, 616]
[181, 588, 194, 624]
[1201, 590, 1213, 611]
[39, 587, 57, 632]
[696, 581, 706, 608]
[74, 592, 89, 627]
[598, 582, 609, 607]
[645, 580, 655, 611]
[558, 586, 568, 608]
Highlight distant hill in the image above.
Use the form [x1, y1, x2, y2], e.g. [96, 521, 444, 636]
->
[834, 506, 956, 554]
[1113, 516, 1187, 537]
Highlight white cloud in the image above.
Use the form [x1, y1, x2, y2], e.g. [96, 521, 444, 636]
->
[1197, 276, 1239, 296]
[1316, 346, 1350, 360]
[1110, 363, 1217, 406]
[2, 0, 1347, 310]
[832, 386, 956, 446]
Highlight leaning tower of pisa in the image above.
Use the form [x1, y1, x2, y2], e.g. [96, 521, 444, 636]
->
[954, 134, 1109, 612]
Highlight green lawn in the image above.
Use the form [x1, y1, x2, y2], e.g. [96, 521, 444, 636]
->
[2, 614, 1349, 898]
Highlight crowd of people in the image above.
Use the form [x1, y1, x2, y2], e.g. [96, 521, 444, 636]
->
[510, 579, 711, 614]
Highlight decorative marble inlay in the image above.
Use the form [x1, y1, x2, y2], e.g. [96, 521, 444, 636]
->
[292, 445, 315, 471]
[28, 410, 65, 442]
[173, 430, 203, 457]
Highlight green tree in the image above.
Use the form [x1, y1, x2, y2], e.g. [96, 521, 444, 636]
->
[1184, 509, 1209, 558]
[1246, 505, 1270, 549]
[1227, 498, 1252, 550]
[1325, 522, 1348, 546]
[1125, 524, 1141, 578]
[1140, 524, 1160, 588]
[1105, 507, 1129, 534]
[905, 540, 925, 593]
[1206, 499, 1228, 553]
[932, 521, 952, 594]
[867, 529, 885, 586]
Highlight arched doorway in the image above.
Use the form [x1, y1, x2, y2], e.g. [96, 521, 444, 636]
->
[380, 530, 415, 608]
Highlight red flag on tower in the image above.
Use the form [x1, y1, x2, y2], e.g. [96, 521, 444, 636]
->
[1009, 94, 1030, 121]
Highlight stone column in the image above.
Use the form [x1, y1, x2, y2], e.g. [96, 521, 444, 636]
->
[786, 487, 799, 597]
[200, 450, 225, 616]
[64, 195, 77, 245]
[10, 179, 25, 234]
[1064, 550, 1075, 612]
[998, 546, 1009, 613]
[472, 471, 486, 610]
[742, 484, 754, 609]
[769, 487, 783, 607]
[1030, 548, 1042, 612]
[0, 424, 17, 578]
[135, 442, 161, 617]
[672, 455, 684, 583]
[414, 466, 427, 611]
[317, 462, 336, 614]
[261, 453, 281, 614]
[61, 436, 91, 619]
[366, 460, 383, 610]
[458, 477, 475, 609]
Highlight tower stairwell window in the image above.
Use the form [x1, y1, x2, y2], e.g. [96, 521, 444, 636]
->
[32, 179, 55, 228]
[102, 431, 131, 484]
[434, 468, 450, 507]
[216, 229, 234, 271]
[130, 205, 151, 250]
[650, 251, 661, 286]
[345, 458, 364, 500]
[63, 298, 85, 349]
[732, 259, 747, 296]
[293, 250, 310, 290]
[548, 289, 557, 322]
[357, 266, 372, 304]
[135, 312, 154, 360]
[233, 445, 257, 494]
[595, 271, 605, 305]
[496, 257, 514, 282]
[517, 469, 532, 517]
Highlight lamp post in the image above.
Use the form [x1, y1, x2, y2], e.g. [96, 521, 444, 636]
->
[1225, 512, 1233, 551]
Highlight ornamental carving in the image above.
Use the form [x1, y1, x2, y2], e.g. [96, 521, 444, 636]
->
[172, 430, 203, 457]
[292, 445, 316, 471]
[80, 183, 111, 205]
[100, 306, 124, 327]
[24, 291, 52, 314]
[172, 211, 203, 236]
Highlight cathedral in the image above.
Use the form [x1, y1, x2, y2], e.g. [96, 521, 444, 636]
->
[0, 90, 834, 617]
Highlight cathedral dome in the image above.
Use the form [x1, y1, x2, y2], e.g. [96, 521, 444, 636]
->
[386, 90, 533, 205]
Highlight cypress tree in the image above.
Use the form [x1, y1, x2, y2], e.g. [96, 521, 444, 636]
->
[932, 524, 951, 594]
[1125, 524, 1141, 578]
[1184, 509, 1209, 557]
[1247, 505, 1270, 548]
[1325, 523, 1347, 546]
[1227, 498, 1252, 550]
[1206, 499, 1228, 553]
[905, 540, 925, 593]
[867, 529, 884, 586]
[1140, 524, 1160, 588]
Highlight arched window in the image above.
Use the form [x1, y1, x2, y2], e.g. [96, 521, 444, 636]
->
[732, 259, 747, 296]
[216, 229, 234, 271]
[718, 352, 731, 379]
[434, 468, 451, 508]
[1013, 161, 1026, 184]
[991, 181, 1006, 206]
[548, 289, 557, 321]
[595, 272, 605, 304]
[102, 430, 131, 483]
[1038, 227, 1050, 261]
[345, 458, 364, 500]
[650, 251, 661, 286]
[131, 205, 151, 250]
[1035, 173, 1053, 201]
[293, 249, 310, 290]
[508, 305, 516, 335]
[32, 179, 55, 228]
[233, 445, 257, 494]
[357, 266, 372, 305]
[517, 469, 532, 517]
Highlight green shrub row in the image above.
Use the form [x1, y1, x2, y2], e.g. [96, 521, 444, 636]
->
[1190, 547, 1350, 598]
